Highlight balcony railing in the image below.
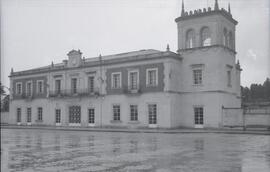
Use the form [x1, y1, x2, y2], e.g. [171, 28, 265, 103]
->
[124, 85, 141, 94]
[49, 88, 100, 98]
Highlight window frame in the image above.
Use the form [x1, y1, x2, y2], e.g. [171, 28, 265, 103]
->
[16, 108, 21, 123]
[146, 68, 158, 87]
[55, 79, 62, 94]
[193, 69, 203, 85]
[111, 72, 122, 89]
[55, 109, 61, 124]
[130, 104, 138, 121]
[88, 108, 95, 124]
[36, 80, 44, 94]
[128, 70, 139, 90]
[112, 104, 121, 121]
[15, 82, 22, 95]
[26, 107, 32, 123]
[26, 81, 33, 96]
[71, 77, 78, 94]
[194, 106, 204, 125]
[148, 103, 157, 124]
[88, 76, 95, 93]
[37, 107, 43, 121]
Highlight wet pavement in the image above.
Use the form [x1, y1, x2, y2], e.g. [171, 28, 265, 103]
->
[1, 128, 270, 172]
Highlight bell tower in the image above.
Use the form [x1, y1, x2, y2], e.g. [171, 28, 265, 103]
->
[175, 0, 242, 128]
[175, 0, 238, 51]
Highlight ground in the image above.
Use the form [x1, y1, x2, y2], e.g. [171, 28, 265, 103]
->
[1, 128, 270, 172]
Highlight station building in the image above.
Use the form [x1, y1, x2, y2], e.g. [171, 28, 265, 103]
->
[9, 0, 242, 128]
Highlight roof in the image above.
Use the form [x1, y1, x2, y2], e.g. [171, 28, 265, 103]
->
[10, 49, 181, 77]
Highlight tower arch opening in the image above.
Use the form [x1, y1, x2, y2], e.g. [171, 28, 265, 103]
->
[200, 27, 211, 46]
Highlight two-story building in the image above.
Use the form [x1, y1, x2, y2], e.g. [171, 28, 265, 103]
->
[8, 0, 242, 128]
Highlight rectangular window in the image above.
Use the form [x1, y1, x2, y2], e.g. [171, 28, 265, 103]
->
[55, 80, 61, 94]
[112, 73, 121, 89]
[37, 107, 43, 121]
[26, 82, 32, 96]
[129, 71, 138, 90]
[27, 108, 32, 123]
[69, 106, 81, 123]
[16, 83, 22, 95]
[71, 78, 77, 94]
[17, 108, 21, 123]
[147, 69, 158, 86]
[88, 76, 95, 93]
[37, 80, 43, 94]
[55, 109, 61, 123]
[130, 105, 138, 121]
[227, 70, 232, 87]
[148, 104, 157, 124]
[194, 107, 204, 125]
[193, 69, 202, 85]
[88, 108, 95, 124]
[113, 105, 120, 121]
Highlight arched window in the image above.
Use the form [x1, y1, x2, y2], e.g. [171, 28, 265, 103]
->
[228, 31, 233, 49]
[186, 29, 195, 48]
[223, 28, 228, 46]
[201, 27, 211, 46]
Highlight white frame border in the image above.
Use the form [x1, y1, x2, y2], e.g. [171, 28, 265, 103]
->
[111, 72, 122, 89]
[146, 68, 158, 87]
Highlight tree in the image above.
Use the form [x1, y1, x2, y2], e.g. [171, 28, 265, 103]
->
[0, 82, 6, 96]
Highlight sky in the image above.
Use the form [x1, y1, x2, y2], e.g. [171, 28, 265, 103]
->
[1, 0, 269, 89]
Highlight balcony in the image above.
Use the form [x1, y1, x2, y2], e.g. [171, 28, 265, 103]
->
[49, 88, 100, 98]
[124, 86, 141, 95]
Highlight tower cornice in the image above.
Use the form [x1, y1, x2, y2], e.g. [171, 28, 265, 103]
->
[175, 9, 238, 25]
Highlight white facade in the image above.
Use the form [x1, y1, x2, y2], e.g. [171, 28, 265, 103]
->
[9, 1, 241, 128]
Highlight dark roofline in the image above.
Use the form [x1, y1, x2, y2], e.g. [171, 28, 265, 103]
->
[175, 10, 238, 25]
[10, 51, 182, 77]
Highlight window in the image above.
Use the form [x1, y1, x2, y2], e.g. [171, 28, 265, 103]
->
[193, 69, 202, 85]
[69, 106, 81, 123]
[55, 109, 61, 123]
[194, 107, 204, 125]
[16, 83, 22, 95]
[130, 105, 138, 121]
[113, 105, 120, 121]
[55, 80, 61, 94]
[17, 108, 21, 123]
[147, 68, 158, 87]
[228, 31, 233, 49]
[37, 107, 43, 121]
[111, 73, 121, 89]
[88, 108, 95, 124]
[227, 70, 232, 87]
[27, 108, 32, 123]
[201, 27, 211, 46]
[71, 78, 77, 94]
[37, 80, 44, 94]
[88, 76, 95, 93]
[129, 71, 138, 90]
[223, 28, 228, 46]
[186, 29, 195, 48]
[26, 81, 32, 96]
[148, 104, 157, 124]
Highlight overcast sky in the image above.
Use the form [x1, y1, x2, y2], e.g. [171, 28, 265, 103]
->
[1, 0, 269, 89]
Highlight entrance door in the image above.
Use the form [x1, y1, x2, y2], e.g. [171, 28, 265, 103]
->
[69, 106, 81, 126]
[148, 104, 157, 128]
[88, 108, 95, 127]
[194, 107, 204, 128]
